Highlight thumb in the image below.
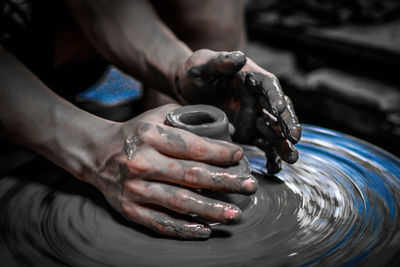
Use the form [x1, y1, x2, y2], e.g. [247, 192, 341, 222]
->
[132, 104, 181, 124]
[207, 51, 247, 75]
[189, 50, 246, 76]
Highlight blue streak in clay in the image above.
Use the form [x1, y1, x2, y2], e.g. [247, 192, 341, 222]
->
[246, 124, 400, 266]
[1, 125, 399, 266]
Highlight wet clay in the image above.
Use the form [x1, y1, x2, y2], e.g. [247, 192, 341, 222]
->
[166, 105, 232, 141]
[1, 125, 400, 266]
[166, 105, 251, 176]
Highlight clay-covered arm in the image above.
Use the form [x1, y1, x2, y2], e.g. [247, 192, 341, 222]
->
[64, 0, 192, 96]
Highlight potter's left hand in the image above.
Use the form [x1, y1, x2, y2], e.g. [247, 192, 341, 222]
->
[174, 49, 302, 174]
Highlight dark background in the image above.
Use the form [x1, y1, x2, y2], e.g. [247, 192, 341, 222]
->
[245, 0, 400, 157]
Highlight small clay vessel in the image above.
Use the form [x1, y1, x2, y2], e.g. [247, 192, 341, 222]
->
[166, 105, 251, 175]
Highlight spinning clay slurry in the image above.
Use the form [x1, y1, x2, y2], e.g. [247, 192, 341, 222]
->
[0, 112, 400, 265]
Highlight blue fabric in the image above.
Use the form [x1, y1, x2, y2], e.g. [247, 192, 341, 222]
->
[77, 66, 142, 105]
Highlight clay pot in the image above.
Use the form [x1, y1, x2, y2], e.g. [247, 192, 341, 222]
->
[166, 105, 232, 141]
[166, 105, 251, 175]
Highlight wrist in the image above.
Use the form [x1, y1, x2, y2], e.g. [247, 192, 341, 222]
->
[170, 46, 192, 104]
[156, 42, 191, 101]
[81, 120, 125, 193]
[34, 102, 122, 185]
[72, 119, 123, 185]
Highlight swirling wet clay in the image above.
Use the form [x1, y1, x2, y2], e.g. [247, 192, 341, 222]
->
[1, 125, 400, 266]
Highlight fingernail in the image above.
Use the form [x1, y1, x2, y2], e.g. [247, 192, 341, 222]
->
[194, 225, 211, 239]
[228, 51, 246, 67]
[242, 176, 258, 194]
[233, 148, 244, 162]
[279, 141, 296, 164]
[286, 149, 299, 164]
[290, 125, 302, 144]
[178, 224, 211, 239]
[229, 51, 245, 60]
[224, 206, 241, 223]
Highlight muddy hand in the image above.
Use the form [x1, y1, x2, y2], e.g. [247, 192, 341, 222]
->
[92, 104, 257, 239]
[174, 49, 302, 174]
[174, 49, 247, 104]
[245, 68, 302, 174]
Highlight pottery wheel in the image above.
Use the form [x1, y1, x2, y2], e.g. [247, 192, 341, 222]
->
[1, 125, 400, 266]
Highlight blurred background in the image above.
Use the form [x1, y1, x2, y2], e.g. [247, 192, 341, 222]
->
[245, 0, 400, 157]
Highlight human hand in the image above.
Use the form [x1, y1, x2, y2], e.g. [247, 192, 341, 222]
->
[174, 49, 302, 174]
[88, 104, 257, 239]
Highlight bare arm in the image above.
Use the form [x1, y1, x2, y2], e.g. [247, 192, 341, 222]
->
[0, 45, 116, 179]
[65, 0, 192, 96]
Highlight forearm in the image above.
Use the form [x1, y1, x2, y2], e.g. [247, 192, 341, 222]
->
[65, 0, 192, 97]
[0, 46, 119, 180]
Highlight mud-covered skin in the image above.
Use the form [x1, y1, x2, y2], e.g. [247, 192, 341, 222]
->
[174, 49, 302, 174]
[63, 0, 299, 174]
[0, 0, 286, 240]
[165, 105, 258, 194]
[92, 104, 257, 239]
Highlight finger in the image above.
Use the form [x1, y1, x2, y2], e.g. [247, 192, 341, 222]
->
[125, 180, 241, 224]
[274, 139, 299, 164]
[255, 114, 299, 164]
[279, 96, 302, 144]
[188, 50, 246, 78]
[262, 75, 286, 115]
[122, 202, 211, 239]
[246, 72, 286, 116]
[260, 108, 285, 139]
[136, 122, 244, 165]
[139, 151, 257, 195]
[254, 138, 282, 174]
[223, 72, 258, 144]
[256, 117, 284, 141]
[265, 144, 282, 174]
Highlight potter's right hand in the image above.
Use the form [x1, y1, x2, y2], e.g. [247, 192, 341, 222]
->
[173, 49, 301, 174]
[88, 104, 257, 239]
